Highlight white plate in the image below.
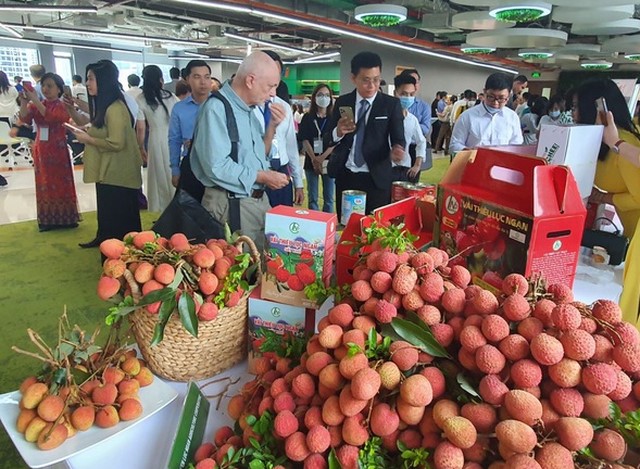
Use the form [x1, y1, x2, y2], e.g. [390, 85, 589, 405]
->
[0, 378, 178, 468]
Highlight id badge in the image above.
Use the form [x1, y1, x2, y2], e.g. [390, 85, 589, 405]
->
[40, 126, 49, 142]
[313, 138, 322, 154]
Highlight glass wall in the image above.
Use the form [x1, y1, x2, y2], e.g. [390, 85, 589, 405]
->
[0, 46, 40, 81]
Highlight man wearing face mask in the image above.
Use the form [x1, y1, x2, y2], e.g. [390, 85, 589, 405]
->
[538, 94, 565, 128]
[392, 74, 426, 183]
[450, 73, 523, 154]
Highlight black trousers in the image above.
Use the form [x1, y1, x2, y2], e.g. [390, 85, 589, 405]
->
[335, 169, 391, 222]
[266, 163, 293, 207]
[178, 155, 205, 203]
[96, 183, 141, 242]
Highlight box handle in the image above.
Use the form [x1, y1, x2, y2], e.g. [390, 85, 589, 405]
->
[489, 165, 525, 186]
[546, 229, 572, 239]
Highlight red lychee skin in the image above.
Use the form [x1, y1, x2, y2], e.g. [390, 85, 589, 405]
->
[392, 264, 418, 295]
[420, 367, 446, 400]
[501, 273, 529, 296]
[426, 247, 449, 267]
[441, 288, 466, 315]
[535, 442, 574, 468]
[612, 342, 640, 373]
[593, 334, 614, 362]
[548, 358, 582, 388]
[352, 265, 372, 281]
[479, 374, 508, 405]
[410, 251, 435, 275]
[459, 325, 487, 352]
[419, 272, 444, 303]
[460, 402, 497, 434]
[610, 321, 640, 346]
[376, 251, 398, 273]
[579, 316, 598, 334]
[510, 359, 543, 388]
[305, 425, 331, 454]
[374, 299, 397, 324]
[499, 334, 530, 361]
[550, 388, 584, 417]
[475, 344, 506, 374]
[547, 283, 574, 304]
[431, 323, 454, 348]
[592, 299, 622, 324]
[274, 410, 299, 438]
[295, 263, 317, 286]
[481, 314, 510, 342]
[554, 417, 594, 451]
[517, 317, 544, 342]
[530, 333, 564, 366]
[502, 294, 531, 321]
[328, 304, 354, 328]
[472, 290, 500, 316]
[275, 267, 291, 283]
[351, 280, 373, 302]
[287, 275, 304, 291]
[370, 403, 400, 437]
[292, 373, 316, 400]
[560, 329, 596, 361]
[390, 341, 419, 371]
[590, 428, 627, 462]
[350, 367, 381, 401]
[582, 362, 618, 395]
[533, 298, 556, 327]
[551, 304, 582, 331]
[336, 445, 359, 469]
[450, 265, 471, 288]
[284, 431, 310, 462]
[608, 370, 633, 401]
[402, 290, 425, 311]
[433, 441, 464, 469]
[370, 271, 393, 294]
[583, 393, 613, 420]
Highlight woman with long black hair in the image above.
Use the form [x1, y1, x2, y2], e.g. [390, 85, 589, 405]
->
[136, 65, 178, 212]
[67, 60, 142, 247]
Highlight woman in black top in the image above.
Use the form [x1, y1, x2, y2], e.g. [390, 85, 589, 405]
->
[299, 84, 335, 213]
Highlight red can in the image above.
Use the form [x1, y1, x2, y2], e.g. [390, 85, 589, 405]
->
[391, 181, 409, 201]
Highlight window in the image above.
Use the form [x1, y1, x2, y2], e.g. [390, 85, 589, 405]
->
[54, 51, 73, 84]
[0, 46, 40, 81]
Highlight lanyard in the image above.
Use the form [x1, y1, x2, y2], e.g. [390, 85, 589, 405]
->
[314, 116, 327, 137]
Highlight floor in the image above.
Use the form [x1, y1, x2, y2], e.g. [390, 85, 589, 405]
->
[0, 166, 151, 225]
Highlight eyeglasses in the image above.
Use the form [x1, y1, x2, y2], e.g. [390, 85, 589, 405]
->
[358, 76, 382, 86]
[485, 94, 510, 103]
[316, 93, 331, 98]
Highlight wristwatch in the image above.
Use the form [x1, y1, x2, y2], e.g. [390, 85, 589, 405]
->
[611, 139, 625, 153]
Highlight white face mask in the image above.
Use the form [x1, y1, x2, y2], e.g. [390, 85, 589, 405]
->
[549, 110, 561, 119]
[315, 95, 331, 108]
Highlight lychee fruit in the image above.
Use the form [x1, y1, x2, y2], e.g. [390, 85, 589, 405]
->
[554, 417, 594, 451]
[592, 299, 622, 324]
[392, 264, 417, 295]
[551, 304, 581, 331]
[530, 333, 564, 366]
[582, 362, 618, 395]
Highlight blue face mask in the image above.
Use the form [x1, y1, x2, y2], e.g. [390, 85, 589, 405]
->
[483, 102, 501, 115]
[549, 110, 561, 119]
[399, 96, 415, 110]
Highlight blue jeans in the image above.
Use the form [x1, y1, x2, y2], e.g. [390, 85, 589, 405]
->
[305, 169, 335, 213]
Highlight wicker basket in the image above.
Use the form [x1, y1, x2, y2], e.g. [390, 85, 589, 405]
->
[125, 236, 260, 381]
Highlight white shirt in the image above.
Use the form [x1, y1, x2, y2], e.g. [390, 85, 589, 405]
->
[0, 86, 19, 119]
[72, 83, 87, 101]
[450, 98, 467, 125]
[449, 103, 523, 153]
[253, 95, 303, 189]
[393, 112, 426, 168]
[538, 115, 561, 128]
[330, 92, 376, 174]
[126, 87, 143, 100]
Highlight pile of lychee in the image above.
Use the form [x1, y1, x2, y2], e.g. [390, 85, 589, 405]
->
[16, 351, 152, 451]
[97, 231, 248, 321]
[194, 243, 640, 469]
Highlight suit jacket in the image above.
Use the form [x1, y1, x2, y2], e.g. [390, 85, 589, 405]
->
[324, 90, 405, 190]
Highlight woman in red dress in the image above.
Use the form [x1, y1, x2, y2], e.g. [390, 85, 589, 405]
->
[19, 73, 79, 231]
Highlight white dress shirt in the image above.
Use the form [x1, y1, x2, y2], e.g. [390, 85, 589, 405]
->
[331, 92, 376, 174]
[253, 95, 303, 189]
[449, 103, 523, 153]
[393, 112, 426, 168]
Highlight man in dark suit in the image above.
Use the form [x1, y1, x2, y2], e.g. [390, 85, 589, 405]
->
[325, 52, 405, 220]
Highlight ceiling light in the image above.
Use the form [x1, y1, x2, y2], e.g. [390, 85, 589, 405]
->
[489, 1, 552, 23]
[295, 51, 340, 63]
[3, 36, 143, 55]
[8, 23, 207, 47]
[0, 4, 98, 13]
[0, 21, 22, 38]
[460, 44, 496, 54]
[223, 32, 313, 56]
[580, 60, 613, 70]
[625, 54, 640, 61]
[518, 49, 554, 59]
[165, 0, 518, 74]
[467, 28, 567, 49]
[354, 4, 408, 27]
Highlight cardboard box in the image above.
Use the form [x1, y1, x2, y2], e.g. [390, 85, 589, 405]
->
[248, 287, 308, 374]
[434, 148, 586, 289]
[536, 124, 604, 200]
[335, 197, 433, 286]
[262, 206, 337, 308]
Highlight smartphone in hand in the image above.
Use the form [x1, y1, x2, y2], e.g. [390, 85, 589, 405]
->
[63, 122, 83, 133]
[595, 97, 608, 126]
[15, 83, 23, 93]
[63, 85, 72, 99]
[22, 80, 34, 92]
[339, 106, 354, 122]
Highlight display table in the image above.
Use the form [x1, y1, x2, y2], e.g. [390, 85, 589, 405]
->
[44, 258, 623, 469]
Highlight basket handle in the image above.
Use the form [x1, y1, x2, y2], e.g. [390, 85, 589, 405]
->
[123, 269, 142, 304]
[234, 234, 262, 278]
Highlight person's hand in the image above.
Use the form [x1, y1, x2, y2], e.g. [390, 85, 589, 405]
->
[183, 139, 192, 151]
[258, 170, 289, 190]
[172, 175, 180, 188]
[139, 147, 148, 164]
[269, 103, 286, 128]
[391, 144, 404, 163]
[62, 95, 75, 109]
[336, 115, 356, 137]
[312, 157, 324, 175]
[601, 111, 619, 148]
[589, 187, 613, 205]
[294, 188, 304, 205]
[23, 88, 38, 102]
[408, 163, 421, 179]
[71, 128, 91, 145]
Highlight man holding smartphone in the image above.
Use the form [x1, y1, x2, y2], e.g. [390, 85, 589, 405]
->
[325, 51, 405, 220]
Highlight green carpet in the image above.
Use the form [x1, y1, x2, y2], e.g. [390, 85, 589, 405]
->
[0, 210, 158, 469]
[0, 157, 450, 468]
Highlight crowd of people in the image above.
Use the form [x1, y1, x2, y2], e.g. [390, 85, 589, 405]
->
[0, 50, 638, 324]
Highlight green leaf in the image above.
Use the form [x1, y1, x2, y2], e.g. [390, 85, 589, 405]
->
[390, 318, 451, 358]
[52, 368, 67, 385]
[178, 293, 198, 338]
[328, 448, 343, 469]
[150, 297, 176, 346]
[380, 323, 403, 342]
[246, 415, 258, 426]
[456, 373, 481, 399]
[138, 287, 175, 306]
[249, 459, 266, 469]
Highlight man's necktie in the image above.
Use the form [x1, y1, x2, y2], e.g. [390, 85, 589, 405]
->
[263, 100, 271, 129]
[353, 100, 370, 167]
